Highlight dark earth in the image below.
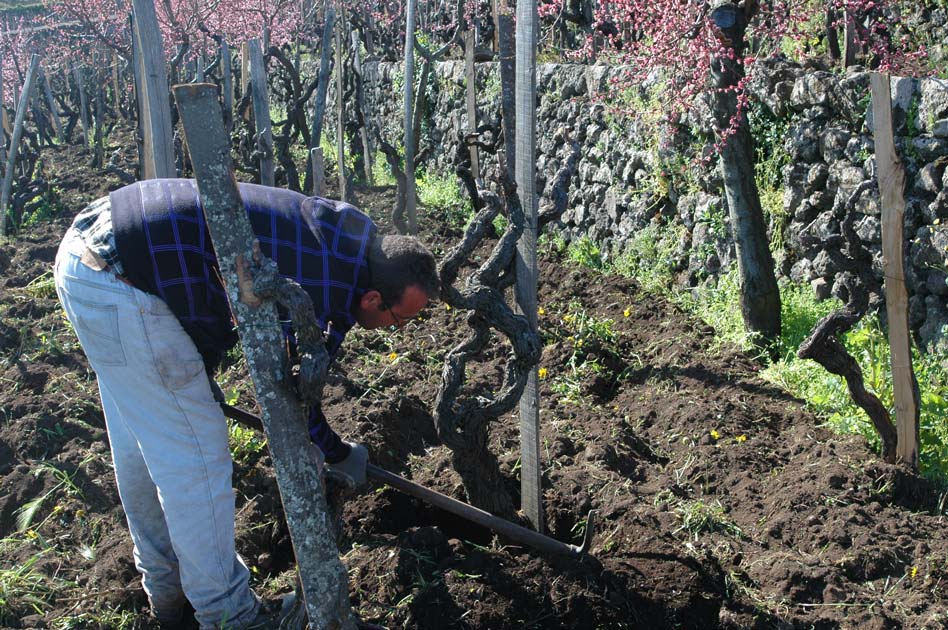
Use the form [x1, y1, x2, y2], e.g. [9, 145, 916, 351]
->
[1, 128, 947, 629]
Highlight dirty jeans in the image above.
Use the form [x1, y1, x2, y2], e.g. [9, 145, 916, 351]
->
[54, 227, 258, 629]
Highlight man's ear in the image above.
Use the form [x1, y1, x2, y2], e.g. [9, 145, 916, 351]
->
[359, 289, 385, 312]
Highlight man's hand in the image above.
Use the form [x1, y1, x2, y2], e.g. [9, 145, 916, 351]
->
[324, 442, 368, 487]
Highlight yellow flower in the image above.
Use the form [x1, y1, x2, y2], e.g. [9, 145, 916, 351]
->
[387, 352, 398, 362]
[538, 307, 545, 316]
[538, 367, 548, 379]
[710, 429, 720, 440]
[735, 434, 747, 443]
[25, 530, 38, 539]
[910, 566, 919, 579]
[623, 308, 631, 318]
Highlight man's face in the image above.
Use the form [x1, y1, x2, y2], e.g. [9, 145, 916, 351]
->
[355, 284, 429, 330]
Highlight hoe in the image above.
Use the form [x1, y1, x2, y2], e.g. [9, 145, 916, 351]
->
[221, 403, 596, 560]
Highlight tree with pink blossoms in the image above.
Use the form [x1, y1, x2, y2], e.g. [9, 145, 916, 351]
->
[574, 0, 927, 347]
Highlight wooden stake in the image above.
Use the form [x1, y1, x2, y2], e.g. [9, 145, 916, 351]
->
[309, 6, 336, 165]
[112, 52, 122, 117]
[403, 0, 418, 233]
[334, 9, 347, 200]
[240, 41, 251, 122]
[497, 11, 516, 182]
[464, 30, 480, 182]
[40, 68, 64, 142]
[311, 147, 326, 196]
[221, 39, 233, 132]
[349, 30, 373, 185]
[870, 73, 920, 469]
[74, 67, 90, 147]
[133, 0, 176, 178]
[0, 54, 40, 236]
[514, 0, 542, 533]
[248, 39, 275, 187]
[173, 83, 355, 630]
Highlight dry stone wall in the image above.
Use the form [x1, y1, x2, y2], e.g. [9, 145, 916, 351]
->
[363, 59, 948, 351]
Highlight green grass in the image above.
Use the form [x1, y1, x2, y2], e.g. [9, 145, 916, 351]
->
[0, 555, 46, 618]
[416, 172, 471, 228]
[563, 232, 948, 484]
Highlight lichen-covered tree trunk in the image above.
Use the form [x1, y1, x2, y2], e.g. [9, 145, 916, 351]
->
[174, 84, 354, 630]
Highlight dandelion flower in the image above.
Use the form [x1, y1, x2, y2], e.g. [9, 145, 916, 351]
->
[623, 308, 631, 318]
[538, 367, 548, 379]
[388, 352, 398, 362]
[538, 307, 545, 315]
[910, 566, 919, 579]
[710, 429, 720, 440]
[735, 434, 747, 443]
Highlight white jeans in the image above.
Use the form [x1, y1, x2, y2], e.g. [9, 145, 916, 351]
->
[54, 227, 259, 629]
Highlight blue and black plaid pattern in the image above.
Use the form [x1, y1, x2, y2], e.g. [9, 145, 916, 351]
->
[110, 179, 376, 462]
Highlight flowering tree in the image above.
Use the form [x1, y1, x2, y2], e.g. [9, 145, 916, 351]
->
[574, 0, 927, 346]
[40, 0, 304, 63]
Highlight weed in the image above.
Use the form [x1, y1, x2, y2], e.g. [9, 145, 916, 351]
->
[611, 222, 686, 294]
[52, 608, 139, 630]
[228, 422, 267, 467]
[0, 551, 54, 620]
[565, 236, 604, 270]
[416, 173, 471, 228]
[673, 499, 746, 541]
[15, 458, 90, 532]
[23, 271, 57, 299]
[372, 150, 399, 187]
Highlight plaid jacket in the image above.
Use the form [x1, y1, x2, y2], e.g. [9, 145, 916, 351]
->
[109, 178, 376, 461]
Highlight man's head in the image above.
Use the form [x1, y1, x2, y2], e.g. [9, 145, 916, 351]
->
[354, 234, 439, 329]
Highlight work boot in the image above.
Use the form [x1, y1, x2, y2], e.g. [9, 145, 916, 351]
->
[245, 592, 300, 630]
[151, 598, 197, 630]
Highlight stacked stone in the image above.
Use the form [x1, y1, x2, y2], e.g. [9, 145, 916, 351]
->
[363, 59, 948, 351]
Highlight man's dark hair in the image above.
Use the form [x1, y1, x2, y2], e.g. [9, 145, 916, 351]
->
[367, 235, 440, 306]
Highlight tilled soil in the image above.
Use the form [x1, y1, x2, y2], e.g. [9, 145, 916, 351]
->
[0, 133, 946, 629]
